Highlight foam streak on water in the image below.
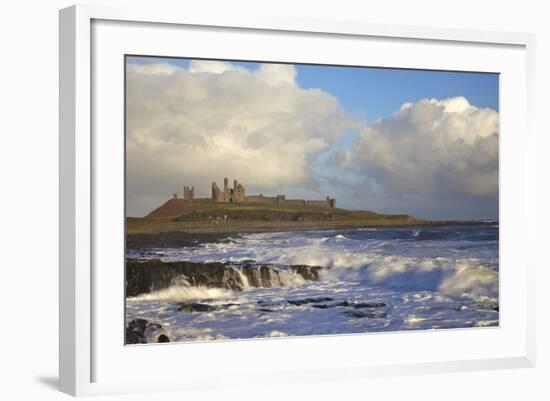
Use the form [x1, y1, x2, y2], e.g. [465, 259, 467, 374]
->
[126, 224, 499, 342]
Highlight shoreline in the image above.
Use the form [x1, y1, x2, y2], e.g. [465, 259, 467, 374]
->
[125, 223, 499, 343]
[126, 219, 496, 249]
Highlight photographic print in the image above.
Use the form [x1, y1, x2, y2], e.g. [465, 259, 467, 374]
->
[125, 56, 499, 344]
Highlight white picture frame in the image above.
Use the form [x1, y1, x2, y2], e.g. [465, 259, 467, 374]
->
[59, 4, 536, 397]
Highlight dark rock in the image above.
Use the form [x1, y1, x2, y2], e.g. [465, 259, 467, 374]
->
[259, 308, 274, 312]
[126, 259, 323, 297]
[344, 310, 388, 319]
[125, 318, 148, 344]
[178, 302, 216, 313]
[288, 300, 308, 306]
[125, 319, 147, 344]
[256, 300, 280, 308]
[127, 318, 148, 332]
[126, 259, 237, 296]
[352, 302, 387, 309]
[288, 297, 334, 306]
[157, 334, 170, 343]
[307, 297, 334, 303]
[126, 318, 171, 344]
[286, 298, 386, 310]
[291, 265, 322, 281]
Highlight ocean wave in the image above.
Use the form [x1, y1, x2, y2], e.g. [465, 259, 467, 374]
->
[127, 284, 234, 302]
[333, 256, 498, 300]
[438, 265, 498, 298]
[129, 228, 498, 301]
[414, 229, 453, 241]
[271, 245, 498, 300]
[159, 254, 496, 301]
[127, 227, 499, 339]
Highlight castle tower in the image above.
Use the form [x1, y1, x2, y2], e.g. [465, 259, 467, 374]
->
[212, 182, 220, 202]
[183, 186, 195, 201]
[211, 178, 246, 203]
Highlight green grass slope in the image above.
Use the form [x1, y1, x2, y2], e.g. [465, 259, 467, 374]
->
[129, 200, 426, 234]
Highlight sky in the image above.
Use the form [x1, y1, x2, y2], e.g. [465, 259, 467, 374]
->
[125, 56, 499, 220]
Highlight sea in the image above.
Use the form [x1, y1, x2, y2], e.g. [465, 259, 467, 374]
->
[126, 223, 499, 343]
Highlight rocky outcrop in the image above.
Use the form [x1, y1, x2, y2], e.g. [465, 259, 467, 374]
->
[256, 298, 388, 317]
[287, 297, 334, 306]
[177, 302, 217, 312]
[125, 318, 171, 344]
[126, 259, 323, 297]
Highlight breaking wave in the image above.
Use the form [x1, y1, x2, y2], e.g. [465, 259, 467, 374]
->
[276, 249, 498, 300]
[126, 225, 499, 341]
[127, 285, 234, 302]
[130, 226, 498, 301]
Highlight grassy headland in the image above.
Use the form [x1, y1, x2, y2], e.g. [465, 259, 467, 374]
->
[127, 202, 428, 236]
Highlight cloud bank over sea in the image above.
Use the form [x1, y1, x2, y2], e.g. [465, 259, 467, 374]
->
[126, 58, 498, 220]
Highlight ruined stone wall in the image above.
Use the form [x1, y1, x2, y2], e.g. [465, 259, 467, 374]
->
[212, 178, 246, 203]
[285, 199, 306, 206]
[232, 181, 246, 203]
[246, 195, 277, 204]
[212, 182, 223, 202]
[306, 200, 332, 208]
[208, 177, 335, 207]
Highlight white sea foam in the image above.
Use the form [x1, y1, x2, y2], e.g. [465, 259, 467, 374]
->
[127, 226, 499, 341]
[218, 233, 499, 300]
[131, 227, 499, 302]
[169, 327, 229, 341]
[353, 256, 498, 299]
[438, 264, 498, 298]
[277, 270, 306, 286]
[267, 330, 288, 337]
[405, 315, 431, 326]
[474, 320, 499, 327]
[232, 267, 250, 288]
[127, 285, 234, 302]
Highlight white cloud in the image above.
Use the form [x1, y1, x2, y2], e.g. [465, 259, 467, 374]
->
[351, 97, 499, 198]
[256, 63, 297, 86]
[126, 60, 498, 220]
[187, 60, 246, 74]
[126, 61, 356, 215]
[127, 62, 180, 76]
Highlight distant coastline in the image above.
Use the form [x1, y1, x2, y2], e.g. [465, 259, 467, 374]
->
[127, 204, 494, 237]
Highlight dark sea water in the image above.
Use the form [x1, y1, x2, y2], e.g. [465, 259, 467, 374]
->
[126, 224, 499, 342]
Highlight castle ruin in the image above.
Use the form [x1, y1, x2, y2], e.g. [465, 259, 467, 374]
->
[211, 178, 246, 203]
[183, 186, 195, 200]
[175, 177, 336, 208]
